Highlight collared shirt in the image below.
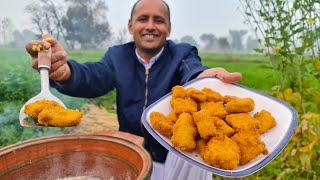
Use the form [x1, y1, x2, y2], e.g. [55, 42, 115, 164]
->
[135, 47, 164, 70]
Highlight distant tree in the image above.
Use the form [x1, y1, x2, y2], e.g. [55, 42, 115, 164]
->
[62, 0, 111, 49]
[245, 35, 260, 52]
[114, 28, 129, 45]
[0, 17, 13, 46]
[25, 0, 66, 42]
[180, 35, 199, 48]
[229, 30, 248, 51]
[199, 33, 217, 51]
[217, 37, 231, 51]
[10, 29, 37, 48]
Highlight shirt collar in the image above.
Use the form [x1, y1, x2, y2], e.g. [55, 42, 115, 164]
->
[135, 47, 164, 69]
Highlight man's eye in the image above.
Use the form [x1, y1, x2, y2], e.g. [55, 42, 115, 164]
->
[137, 18, 147, 22]
[155, 19, 164, 24]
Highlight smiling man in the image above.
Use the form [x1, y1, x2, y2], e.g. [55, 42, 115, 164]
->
[25, 0, 241, 179]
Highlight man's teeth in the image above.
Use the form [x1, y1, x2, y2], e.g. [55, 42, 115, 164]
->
[144, 35, 157, 39]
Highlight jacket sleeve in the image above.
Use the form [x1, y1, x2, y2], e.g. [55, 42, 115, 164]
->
[179, 46, 208, 84]
[50, 51, 116, 98]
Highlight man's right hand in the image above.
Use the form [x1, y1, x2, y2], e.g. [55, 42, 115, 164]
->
[25, 35, 71, 83]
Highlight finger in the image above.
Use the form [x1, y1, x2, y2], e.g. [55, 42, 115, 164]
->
[221, 72, 242, 83]
[31, 57, 38, 69]
[51, 50, 68, 63]
[49, 65, 67, 81]
[50, 60, 65, 73]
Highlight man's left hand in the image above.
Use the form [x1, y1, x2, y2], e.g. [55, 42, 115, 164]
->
[197, 68, 242, 84]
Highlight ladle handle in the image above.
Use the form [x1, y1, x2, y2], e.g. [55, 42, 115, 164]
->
[38, 48, 52, 69]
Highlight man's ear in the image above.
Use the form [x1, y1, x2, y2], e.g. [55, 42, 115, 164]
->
[128, 20, 133, 35]
[167, 24, 171, 37]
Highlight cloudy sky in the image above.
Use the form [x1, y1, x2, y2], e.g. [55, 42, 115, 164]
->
[0, 0, 248, 40]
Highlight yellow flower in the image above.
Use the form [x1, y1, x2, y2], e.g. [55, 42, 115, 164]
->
[307, 18, 315, 25]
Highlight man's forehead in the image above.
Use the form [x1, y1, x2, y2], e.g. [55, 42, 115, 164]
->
[132, 0, 169, 17]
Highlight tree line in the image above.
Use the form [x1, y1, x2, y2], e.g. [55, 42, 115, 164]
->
[0, 0, 259, 52]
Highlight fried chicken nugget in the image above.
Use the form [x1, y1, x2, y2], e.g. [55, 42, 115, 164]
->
[225, 98, 255, 113]
[223, 95, 239, 103]
[204, 135, 240, 170]
[167, 110, 178, 123]
[171, 98, 198, 114]
[172, 85, 187, 99]
[213, 117, 235, 137]
[200, 101, 227, 118]
[24, 99, 64, 120]
[150, 112, 174, 138]
[231, 131, 268, 165]
[38, 106, 83, 127]
[171, 113, 198, 151]
[202, 88, 222, 102]
[225, 113, 258, 132]
[254, 110, 277, 134]
[193, 110, 218, 139]
[196, 138, 207, 159]
[186, 87, 207, 102]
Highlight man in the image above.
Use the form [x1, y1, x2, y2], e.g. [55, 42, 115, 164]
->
[26, 0, 242, 179]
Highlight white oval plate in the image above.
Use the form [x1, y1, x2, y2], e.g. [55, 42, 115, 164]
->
[141, 77, 298, 177]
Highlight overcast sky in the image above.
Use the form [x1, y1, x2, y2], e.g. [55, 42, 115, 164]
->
[0, 0, 248, 40]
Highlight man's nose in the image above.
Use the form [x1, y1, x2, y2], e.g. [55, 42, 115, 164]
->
[145, 20, 156, 30]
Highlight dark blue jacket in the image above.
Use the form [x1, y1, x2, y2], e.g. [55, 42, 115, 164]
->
[51, 40, 208, 162]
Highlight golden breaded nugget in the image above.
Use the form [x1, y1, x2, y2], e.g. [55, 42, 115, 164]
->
[196, 138, 207, 159]
[213, 117, 235, 137]
[254, 110, 277, 134]
[24, 99, 64, 120]
[193, 110, 218, 139]
[225, 113, 258, 132]
[225, 98, 255, 113]
[150, 112, 174, 138]
[231, 131, 268, 165]
[223, 95, 239, 103]
[202, 88, 222, 102]
[187, 87, 207, 102]
[38, 106, 83, 127]
[204, 135, 240, 170]
[172, 85, 187, 99]
[167, 110, 178, 123]
[171, 98, 198, 114]
[171, 113, 198, 151]
[200, 101, 227, 118]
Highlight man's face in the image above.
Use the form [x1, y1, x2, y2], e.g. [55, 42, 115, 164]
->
[128, 0, 171, 54]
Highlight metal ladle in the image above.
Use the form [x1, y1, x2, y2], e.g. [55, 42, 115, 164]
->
[19, 47, 66, 127]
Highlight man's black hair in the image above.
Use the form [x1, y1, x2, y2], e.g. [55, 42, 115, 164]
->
[130, 0, 171, 24]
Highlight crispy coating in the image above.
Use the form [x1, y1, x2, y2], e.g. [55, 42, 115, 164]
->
[231, 131, 268, 165]
[204, 136, 240, 170]
[225, 98, 255, 113]
[171, 98, 198, 114]
[150, 112, 174, 138]
[202, 88, 222, 102]
[171, 113, 198, 151]
[186, 87, 207, 102]
[193, 110, 218, 139]
[196, 138, 207, 159]
[225, 113, 258, 132]
[200, 101, 227, 118]
[167, 110, 178, 123]
[213, 117, 235, 137]
[172, 85, 187, 99]
[254, 110, 277, 134]
[24, 99, 64, 120]
[38, 106, 83, 127]
[223, 95, 239, 103]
